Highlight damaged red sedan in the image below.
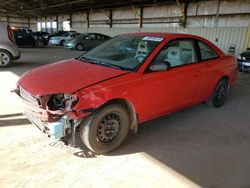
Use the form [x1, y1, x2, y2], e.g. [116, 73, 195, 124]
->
[15, 33, 237, 154]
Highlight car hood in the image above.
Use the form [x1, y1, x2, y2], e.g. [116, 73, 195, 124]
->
[18, 58, 128, 96]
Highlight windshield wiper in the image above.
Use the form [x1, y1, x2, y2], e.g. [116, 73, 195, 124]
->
[92, 60, 131, 71]
[78, 56, 131, 71]
[77, 56, 93, 63]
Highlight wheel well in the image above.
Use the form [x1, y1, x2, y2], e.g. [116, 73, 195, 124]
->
[221, 75, 229, 82]
[0, 49, 13, 59]
[99, 98, 138, 133]
[213, 76, 229, 91]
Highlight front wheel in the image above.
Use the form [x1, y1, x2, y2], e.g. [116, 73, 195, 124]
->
[80, 103, 130, 154]
[206, 78, 229, 108]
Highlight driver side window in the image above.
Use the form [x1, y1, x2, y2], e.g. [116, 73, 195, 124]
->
[152, 39, 197, 69]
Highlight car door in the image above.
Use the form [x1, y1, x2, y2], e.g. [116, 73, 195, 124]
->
[195, 40, 222, 101]
[133, 39, 204, 121]
[84, 33, 97, 50]
[95, 34, 108, 46]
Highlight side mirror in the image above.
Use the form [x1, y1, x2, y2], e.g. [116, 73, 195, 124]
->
[149, 63, 169, 72]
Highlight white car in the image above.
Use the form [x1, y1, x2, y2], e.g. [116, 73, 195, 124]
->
[49, 32, 78, 46]
[0, 22, 20, 67]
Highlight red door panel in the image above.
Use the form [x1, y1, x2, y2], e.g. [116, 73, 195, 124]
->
[129, 63, 204, 122]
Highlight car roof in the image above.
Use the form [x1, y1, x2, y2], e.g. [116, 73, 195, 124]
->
[122, 32, 224, 56]
[123, 32, 202, 39]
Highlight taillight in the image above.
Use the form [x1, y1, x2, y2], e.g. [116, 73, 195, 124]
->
[7, 25, 14, 42]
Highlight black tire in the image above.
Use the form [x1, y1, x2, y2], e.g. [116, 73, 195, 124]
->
[76, 43, 84, 51]
[80, 103, 130, 154]
[206, 78, 229, 108]
[0, 50, 12, 67]
[35, 39, 44, 48]
[60, 40, 65, 46]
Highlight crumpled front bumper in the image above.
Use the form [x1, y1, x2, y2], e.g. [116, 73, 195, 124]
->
[14, 86, 69, 139]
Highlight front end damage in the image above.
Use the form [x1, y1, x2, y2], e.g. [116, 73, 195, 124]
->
[14, 86, 86, 145]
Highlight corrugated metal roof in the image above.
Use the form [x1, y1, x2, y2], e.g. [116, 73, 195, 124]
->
[0, 0, 186, 17]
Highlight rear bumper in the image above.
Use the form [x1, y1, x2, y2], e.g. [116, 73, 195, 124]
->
[13, 51, 21, 60]
[64, 42, 75, 49]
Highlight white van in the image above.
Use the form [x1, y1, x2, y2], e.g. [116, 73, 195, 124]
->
[0, 22, 20, 67]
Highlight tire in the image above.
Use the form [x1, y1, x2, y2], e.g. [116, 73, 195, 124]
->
[206, 78, 229, 108]
[0, 50, 12, 67]
[60, 40, 65, 46]
[35, 40, 44, 48]
[80, 103, 130, 154]
[76, 43, 84, 51]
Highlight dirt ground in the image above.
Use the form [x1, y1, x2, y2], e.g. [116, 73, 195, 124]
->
[0, 47, 250, 188]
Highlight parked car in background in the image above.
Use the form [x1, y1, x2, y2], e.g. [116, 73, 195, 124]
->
[49, 32, 79, 46]
[0, 22, 20, 67]
[13, 29, 46, 48]
[16, 33, 237, 154]
[64, 33, 111, 51]
[237, 49, 250, 72]
[47, 30, 76, 44]
[16, 27, 33, 33]
[33, 31, 50, 45]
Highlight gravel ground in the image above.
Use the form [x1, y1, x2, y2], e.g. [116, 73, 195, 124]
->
[0, 47, 250, 188]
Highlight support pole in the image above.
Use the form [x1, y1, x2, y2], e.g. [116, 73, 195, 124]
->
[86, 12, 90, 28]
[56, 15, 58, 31]
[139, 7, 143, 28]
[243, 19, 250, 51]
[109, 10, 112, 28]
[69, 13, 72, 29]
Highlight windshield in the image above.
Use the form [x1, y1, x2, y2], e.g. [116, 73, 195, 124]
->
[79, 35, 164, 71]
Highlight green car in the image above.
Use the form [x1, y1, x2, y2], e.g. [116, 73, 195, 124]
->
[64, 33, 111, 51]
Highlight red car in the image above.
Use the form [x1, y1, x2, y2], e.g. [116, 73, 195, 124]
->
[16, 33, 237, 154]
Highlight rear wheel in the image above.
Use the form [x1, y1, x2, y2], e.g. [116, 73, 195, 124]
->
[206, 78, 229, 108]
[60, 40, 65, 46]
[76, 43, 84, 51]
[35, 39, 44, 48]
[80, 103, 130, 154]
[0, 50, 12, 67]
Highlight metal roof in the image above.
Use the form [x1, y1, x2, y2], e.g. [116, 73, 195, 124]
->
[0, 0, 191, 18]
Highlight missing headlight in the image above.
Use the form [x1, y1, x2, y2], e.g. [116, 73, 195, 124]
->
[47, 94, 78, 111]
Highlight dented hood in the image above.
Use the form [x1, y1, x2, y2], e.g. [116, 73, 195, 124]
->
[18, 58, 128, 96]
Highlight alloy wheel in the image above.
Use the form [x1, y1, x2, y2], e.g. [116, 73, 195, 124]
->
[0, 52, 10, 66]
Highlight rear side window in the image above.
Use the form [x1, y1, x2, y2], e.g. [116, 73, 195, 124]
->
[96, 34, 105, 39]
[198, 41, 218, 61]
